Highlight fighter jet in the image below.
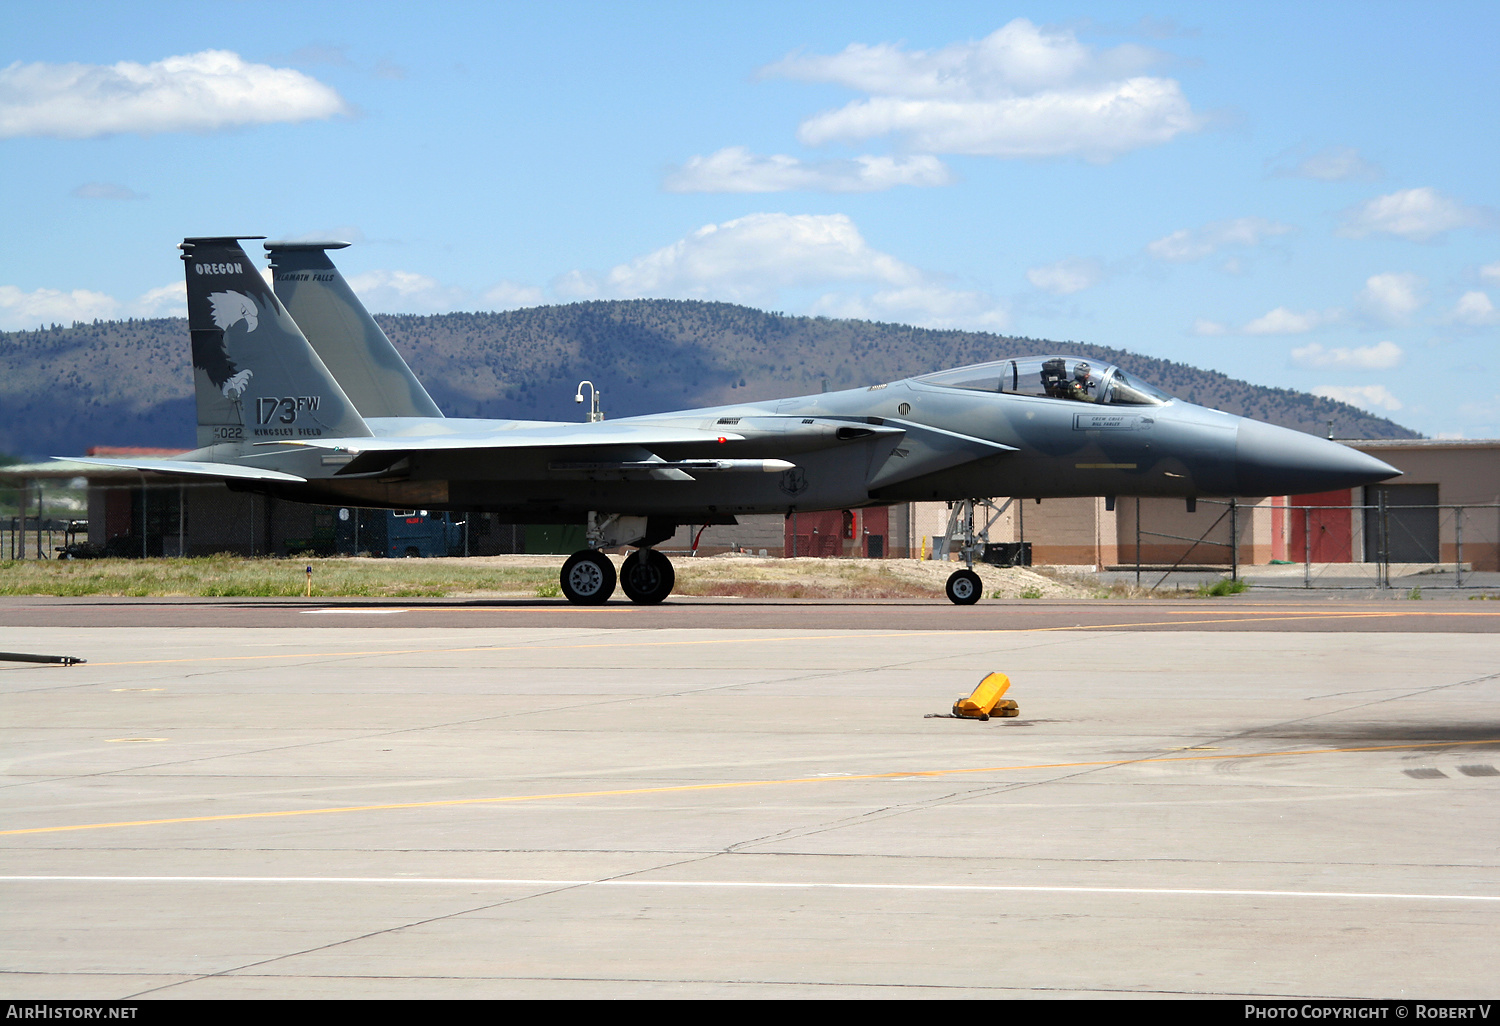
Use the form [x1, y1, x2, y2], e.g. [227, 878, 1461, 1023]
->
[67, 236, 1400, 605]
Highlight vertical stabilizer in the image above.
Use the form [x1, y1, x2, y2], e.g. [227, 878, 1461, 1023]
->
[180, 237, 372, 448]
[265, 241, 444, 419]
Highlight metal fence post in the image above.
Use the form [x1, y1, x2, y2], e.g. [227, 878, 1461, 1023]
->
[1135, 496, 1142, 589]
[1303, 506, 1312, 588]
[1455, 506, 1464, 587]
[1229, 498, 1239, 582]
[1378, 490, 1389, 590]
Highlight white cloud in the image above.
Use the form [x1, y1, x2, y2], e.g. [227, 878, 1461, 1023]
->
[1244, 307, 1327, 335]
[1358, 272, 1426, 324]
[345, 270, 467, 314]
[1479, 262, 1500, 285]
[71, 181, 145, 200]
[1312, 384, 1403, 412]
[564, 212, 1005, 330]
[482, 281, 546, 310]
[1290, 340, 1403, 369]
[549, 269, 600, 302]
[1273, 145, 1381, 182]
[764, 19, 1202, 162]
[596, 212, 921, 304]
[1338, 187, 1484, 242]
[1147, 217, 1293, 262]
[0, 50, 349, 138]
[0, 279, 209, 328]
[1448, 290, 1498, 327]
[133, 282, 185, 318]
[0, 285, 118, 329]
[1026, 257, 1102, 295]
[1191, 318, 1227, 336]
[664, 147, 952, 193]
[811, 285, 1008, 332]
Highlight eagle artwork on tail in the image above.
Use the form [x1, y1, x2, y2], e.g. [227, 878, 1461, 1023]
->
[194, 291, 258, 399]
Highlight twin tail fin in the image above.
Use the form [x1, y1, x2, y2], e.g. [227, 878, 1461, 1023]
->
[181, 237, 371, 449]
[265, 241, 444, 420]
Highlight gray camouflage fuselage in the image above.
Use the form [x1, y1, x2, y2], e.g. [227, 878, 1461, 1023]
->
[66, 237, 1400, 527]
[214, 377, 1394, 521]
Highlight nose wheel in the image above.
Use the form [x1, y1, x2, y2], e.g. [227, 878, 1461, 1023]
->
[620, 548, 676, 604]
[560, 550, 616, 604]
[945, 569, 982, 605]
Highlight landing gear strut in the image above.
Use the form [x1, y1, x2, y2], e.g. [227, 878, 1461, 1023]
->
[936, 497, 1013, 605]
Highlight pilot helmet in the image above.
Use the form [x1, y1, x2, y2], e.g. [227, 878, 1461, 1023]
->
[1074, 361, 1091, 379]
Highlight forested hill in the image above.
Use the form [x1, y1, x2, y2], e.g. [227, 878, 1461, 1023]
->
[0, 299, 1419, 458]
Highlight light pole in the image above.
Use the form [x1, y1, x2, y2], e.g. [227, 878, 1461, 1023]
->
[575, 381, 603, 422]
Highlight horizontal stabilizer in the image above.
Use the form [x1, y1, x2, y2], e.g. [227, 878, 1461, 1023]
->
[60, 457, 308, 483]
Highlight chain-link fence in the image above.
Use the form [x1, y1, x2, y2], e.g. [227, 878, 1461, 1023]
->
[0, 478, 530, 560]
[1127, 497, 1500, 590]
[6, 478, 1497, 593]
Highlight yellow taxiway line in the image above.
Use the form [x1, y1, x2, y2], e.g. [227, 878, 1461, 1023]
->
[5, 737, 1496, 838]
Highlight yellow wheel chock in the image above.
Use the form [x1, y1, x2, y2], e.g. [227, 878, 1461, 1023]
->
[951, 671, 1018, 720]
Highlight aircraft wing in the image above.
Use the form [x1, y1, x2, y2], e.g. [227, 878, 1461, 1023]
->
[261, 422, 749, 453]
[61, 457, 309, 483]
[58, 416, 1012, 489]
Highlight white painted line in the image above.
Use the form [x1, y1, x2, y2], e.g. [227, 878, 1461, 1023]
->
[3, 877, 1497, 903]
[300, 608, 410, 615]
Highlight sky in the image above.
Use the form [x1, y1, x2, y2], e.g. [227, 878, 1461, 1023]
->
[2, 1, 1497, 438]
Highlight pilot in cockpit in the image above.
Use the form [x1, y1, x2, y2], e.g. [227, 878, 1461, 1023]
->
[1062, 361, 1097, 402]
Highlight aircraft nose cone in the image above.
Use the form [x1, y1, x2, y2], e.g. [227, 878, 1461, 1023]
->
[1235, 419, 1401, 495]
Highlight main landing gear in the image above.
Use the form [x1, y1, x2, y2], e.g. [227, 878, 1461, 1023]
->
[558, 513, 679, 605]
[620, 547, 675, 604]
[558, 548, 677, 605]
[559, 550, 616, 605]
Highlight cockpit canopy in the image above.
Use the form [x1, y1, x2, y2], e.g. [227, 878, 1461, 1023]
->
[915, 356, 1172, 407]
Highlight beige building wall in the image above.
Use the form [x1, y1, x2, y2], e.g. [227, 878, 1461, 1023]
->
[1352, 441, 1500, 570]
[1114, 496, 1277, 567]
[909, 496, 1117, 567]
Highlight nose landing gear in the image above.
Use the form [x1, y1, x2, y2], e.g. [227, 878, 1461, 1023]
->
[937, 497, 1009, 605]
[945, 568, 982, 605]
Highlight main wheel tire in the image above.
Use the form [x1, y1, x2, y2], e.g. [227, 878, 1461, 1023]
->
[559, 550, 616, 604]
[619, 548, 675, 605]
[945, 568, 983, 605]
